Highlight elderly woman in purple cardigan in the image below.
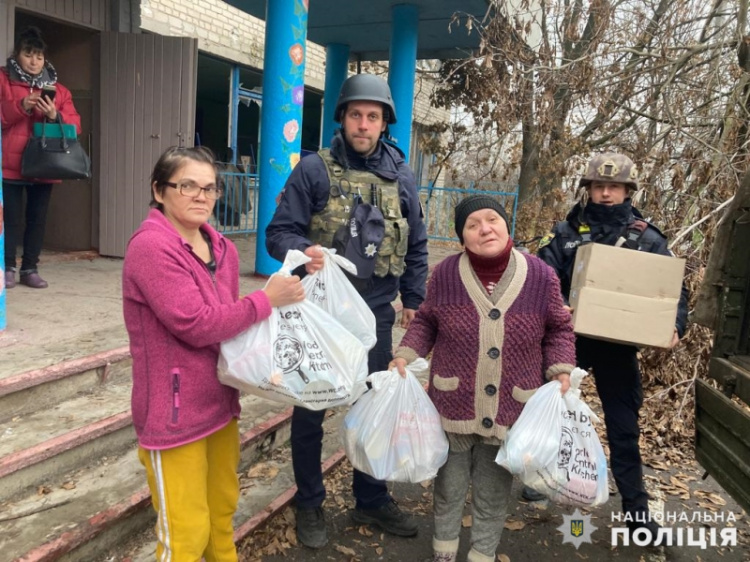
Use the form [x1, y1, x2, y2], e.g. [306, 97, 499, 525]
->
[391, 195, 576, 562]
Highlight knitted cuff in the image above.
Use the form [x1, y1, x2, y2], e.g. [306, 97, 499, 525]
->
[433, 537, 459, 555]
[467, 547, 495, 562]
[545, 363, 576, 380]
[393, 346, 420, 365]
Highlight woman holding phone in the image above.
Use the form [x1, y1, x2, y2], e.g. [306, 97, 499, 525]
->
[1, 25, 81, 289]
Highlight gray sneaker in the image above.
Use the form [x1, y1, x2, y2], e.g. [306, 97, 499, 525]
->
[296, 507, 328, 549]
[352, 499, 418, 537]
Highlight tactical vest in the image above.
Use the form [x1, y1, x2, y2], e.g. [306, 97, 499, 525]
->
[577, 219, 648, 250]
[309, 149, 409, 278]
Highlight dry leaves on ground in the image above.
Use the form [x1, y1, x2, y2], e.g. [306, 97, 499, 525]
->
[334, 543, 358, 556]
[238, 459, 363, 561]
[246, 462, 280, 480]
[504, 519, 526, 531]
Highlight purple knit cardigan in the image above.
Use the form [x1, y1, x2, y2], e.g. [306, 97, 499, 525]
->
[396, 250, 576, 440]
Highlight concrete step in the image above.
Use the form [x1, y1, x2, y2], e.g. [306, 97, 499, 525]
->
[0, 255, 130, 383]
[0, 365, 290, 502]
[1, 402, 296, 562]
[0, 348, 132, 424]
[110, 408, 349, 562]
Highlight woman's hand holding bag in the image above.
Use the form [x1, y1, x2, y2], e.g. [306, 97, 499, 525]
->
[218, 250, 369, 410]
[301, 247, 377, 350]
[496, 368, 609, 507]
[342, 358, 449, 483]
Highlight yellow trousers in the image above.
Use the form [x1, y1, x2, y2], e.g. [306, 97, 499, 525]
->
[138, 418, 240, 562]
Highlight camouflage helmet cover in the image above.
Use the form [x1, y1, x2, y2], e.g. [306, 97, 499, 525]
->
[334, 74, 397, 124]
[579, 153, 639, 191]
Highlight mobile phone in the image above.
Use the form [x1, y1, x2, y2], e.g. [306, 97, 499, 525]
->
[42, 87, 56, 101]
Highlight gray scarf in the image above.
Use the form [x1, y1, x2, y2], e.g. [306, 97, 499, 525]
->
[6, 57, 58, 89]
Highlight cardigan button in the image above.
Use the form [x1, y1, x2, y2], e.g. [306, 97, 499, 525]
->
[482, 417, 494, 429]
[487, 347, 500, 359]
[485, 384, 497, 396]
[489, 308, 501, 320]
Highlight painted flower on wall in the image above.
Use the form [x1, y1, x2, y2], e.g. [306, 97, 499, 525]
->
[289, 43, 304, 66]
[302, 0, 308, 11]
[283, 119, 300, 143]
[290, 153, 300, 169]
[292, 85, 305, 106]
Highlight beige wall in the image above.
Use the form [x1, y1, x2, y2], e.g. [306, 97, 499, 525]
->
[139, 0, 327, 91]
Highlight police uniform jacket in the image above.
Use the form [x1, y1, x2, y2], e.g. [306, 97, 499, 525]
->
[265, 132, 428, 311]
[538, 200, 688, 338]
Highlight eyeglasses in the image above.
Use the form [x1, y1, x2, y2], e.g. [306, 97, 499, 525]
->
[165, 181, 223, 200]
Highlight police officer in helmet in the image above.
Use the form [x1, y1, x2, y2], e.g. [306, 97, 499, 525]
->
[537, 153, 688, 543]
[266, 74, 428, 548]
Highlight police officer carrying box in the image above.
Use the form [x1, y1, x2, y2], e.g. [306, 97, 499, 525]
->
[266, 73, 428, 548]
[537, 153, 689, 544]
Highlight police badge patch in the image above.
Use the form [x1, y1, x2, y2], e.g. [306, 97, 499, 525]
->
[557, 508, 597, 549]
[538, 232, 555, 249]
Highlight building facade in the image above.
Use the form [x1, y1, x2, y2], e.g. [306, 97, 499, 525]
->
[0, 0, 448, 256]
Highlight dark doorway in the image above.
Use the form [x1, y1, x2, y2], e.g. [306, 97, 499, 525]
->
[195, 54, 323, 168]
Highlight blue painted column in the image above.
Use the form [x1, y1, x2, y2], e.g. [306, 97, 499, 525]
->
[229, 65, 240, 164]
[320, 43, 350, 148]
[255, 0, 308, 276]
[388, 3, 419, 163]
[0, 123, 5, 331]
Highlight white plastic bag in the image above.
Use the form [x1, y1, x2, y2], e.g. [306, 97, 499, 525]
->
[495, 368, 609, 507]
[342, 358, 449, 483]
[301, 247, 377, 350]
[218, 250, 369, 410]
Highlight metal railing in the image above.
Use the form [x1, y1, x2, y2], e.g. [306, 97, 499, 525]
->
[212, 170, 259, 235]
[211, 173, 520, 243]
[419, 183, 519, 241]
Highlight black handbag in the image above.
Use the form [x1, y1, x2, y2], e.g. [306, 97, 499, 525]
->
[21, 116, 91, 180]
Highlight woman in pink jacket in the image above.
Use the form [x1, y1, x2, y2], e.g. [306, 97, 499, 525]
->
[123, 146, 304, 561]
[1, 26, 82, 289]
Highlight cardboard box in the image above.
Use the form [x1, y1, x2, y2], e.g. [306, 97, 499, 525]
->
[568, 243, 685, 348]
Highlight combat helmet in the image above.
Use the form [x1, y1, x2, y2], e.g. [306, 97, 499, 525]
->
[334, 74, 397, 124]
[579, 153, 639, 191]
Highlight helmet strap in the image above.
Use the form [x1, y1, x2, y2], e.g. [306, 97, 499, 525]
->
[578, 186, 589, 207]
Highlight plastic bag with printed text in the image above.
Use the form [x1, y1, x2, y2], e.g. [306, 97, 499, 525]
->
[301, 247, 376, 350]
[495, 368, 609, 507]
[218, 250, 369, 410]
[342, 358, 449, 483]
